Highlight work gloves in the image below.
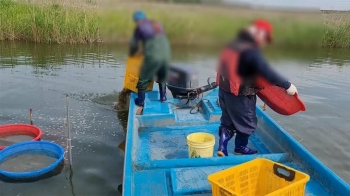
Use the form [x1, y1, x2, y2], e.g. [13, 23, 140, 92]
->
[286, 83, 298, 96]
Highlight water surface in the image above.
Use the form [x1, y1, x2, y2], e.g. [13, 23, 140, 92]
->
[0, 42, 349, 195]
[0, 43, 124, 196]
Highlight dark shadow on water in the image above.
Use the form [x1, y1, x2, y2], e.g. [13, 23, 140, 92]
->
[117, 110, 128, 135]
[88, 89, 129, 153]
[116, 109, 128, 153]
[118, 184, 123, 194]
[114, 89, 131, 194]
[86, 89, 129, 194]
[115, 89, 130, 153]
[0, 161, 65, 183]
[65, 164, 76, 196]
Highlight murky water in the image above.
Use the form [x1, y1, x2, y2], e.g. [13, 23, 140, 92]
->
[0, 42, 349, 195]
[0, 153, 57, 172]
[0, 43, 124, 196]
[0, 135, 35, 146]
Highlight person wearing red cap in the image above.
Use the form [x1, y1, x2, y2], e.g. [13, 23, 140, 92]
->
[216, 19, 298, 156]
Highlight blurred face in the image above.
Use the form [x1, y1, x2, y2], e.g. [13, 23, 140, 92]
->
[256, 31, 267, 48]
[246, 25, 268, 48]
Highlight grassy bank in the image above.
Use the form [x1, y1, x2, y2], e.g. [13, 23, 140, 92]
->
[1, 0, 350, 48]
[100, 2, 325, 49]
[322, 11, 350, 48]
[0, 0, 100, 44]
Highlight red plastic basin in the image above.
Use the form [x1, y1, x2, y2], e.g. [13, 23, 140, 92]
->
[0, 124, 43, 150]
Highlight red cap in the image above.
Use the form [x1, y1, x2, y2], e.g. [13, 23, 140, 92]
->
[253, 19, 273, 44]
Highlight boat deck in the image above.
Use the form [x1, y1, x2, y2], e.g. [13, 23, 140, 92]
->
[123, 86, 350, 196]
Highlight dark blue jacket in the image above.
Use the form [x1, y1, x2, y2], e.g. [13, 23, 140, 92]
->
[129, 19, 167, 57]
[218, 31, 291, 135]
[133, 20, 164, 42]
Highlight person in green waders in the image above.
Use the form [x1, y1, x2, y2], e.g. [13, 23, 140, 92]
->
[130, 10, 171, 115]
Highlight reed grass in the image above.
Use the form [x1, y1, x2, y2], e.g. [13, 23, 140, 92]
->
[1, 0, 350, 48]
[323, 11, 350, 48]
[0, 0, 100, 44]
[99, 2, 325, 49]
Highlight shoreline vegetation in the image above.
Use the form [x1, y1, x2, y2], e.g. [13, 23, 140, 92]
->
[0, 0, 349, 48]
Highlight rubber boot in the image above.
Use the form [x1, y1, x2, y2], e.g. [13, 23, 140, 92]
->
[159, 83, 167, 103]
[217, 126, 235, 157]
[234, 132, 257, 155]
[134, 91, 145, 115]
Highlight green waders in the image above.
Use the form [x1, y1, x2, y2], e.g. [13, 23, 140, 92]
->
[134, 34, 171, 115]
[136, 35, 171, 91]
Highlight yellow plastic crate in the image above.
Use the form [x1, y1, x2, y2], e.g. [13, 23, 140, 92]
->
[123, 54, 154, 93]
[207, 158, 310, 196]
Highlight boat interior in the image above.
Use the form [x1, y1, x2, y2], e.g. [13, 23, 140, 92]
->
[123, 86, 350, 196]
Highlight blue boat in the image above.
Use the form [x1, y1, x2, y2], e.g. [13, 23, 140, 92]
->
[122, 84, 350, 195]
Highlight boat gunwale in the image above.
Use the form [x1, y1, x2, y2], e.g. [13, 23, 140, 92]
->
[256, 106, 350, 195]
[122, 93, 137, 196]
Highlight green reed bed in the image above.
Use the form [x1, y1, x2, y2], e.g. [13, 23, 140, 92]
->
[99, 3, 325, 49]
[0, 0, 100, 44]
[323, 11, 350, 48]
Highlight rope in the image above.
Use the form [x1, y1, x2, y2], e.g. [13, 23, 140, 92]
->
[190, 93, 207, 114]
[167, 92, 209, 115]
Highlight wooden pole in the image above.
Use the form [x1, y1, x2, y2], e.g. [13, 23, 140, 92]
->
[66, 94, 73, 166]
[29, 109, 33, 125]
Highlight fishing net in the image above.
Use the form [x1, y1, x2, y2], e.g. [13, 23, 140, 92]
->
[0, 141, 64, 181]
[0, 124, 42, 150]
[115, 88, 131, 111]
[115, 88, 131, 131]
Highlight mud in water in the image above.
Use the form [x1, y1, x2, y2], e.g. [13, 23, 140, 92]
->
[115, 88, 130, 152]
[114, 88, 131, 111]
[0, 153, 58, 172]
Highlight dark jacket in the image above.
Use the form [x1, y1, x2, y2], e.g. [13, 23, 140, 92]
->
[218, 31, 291, 135]
[129, 19, 171, 61]
[233, 30, 291, 90]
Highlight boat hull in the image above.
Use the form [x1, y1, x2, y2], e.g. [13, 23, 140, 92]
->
[122, 85, 350, 196]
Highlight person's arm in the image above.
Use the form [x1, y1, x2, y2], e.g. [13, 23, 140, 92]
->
[249, 49, 291, 90]
[129, 27, 141, 56]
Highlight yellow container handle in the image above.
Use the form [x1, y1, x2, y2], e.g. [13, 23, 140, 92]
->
[273, 164, 296, 181]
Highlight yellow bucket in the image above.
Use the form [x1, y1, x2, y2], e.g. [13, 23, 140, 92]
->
[186, 132, 215, 158]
